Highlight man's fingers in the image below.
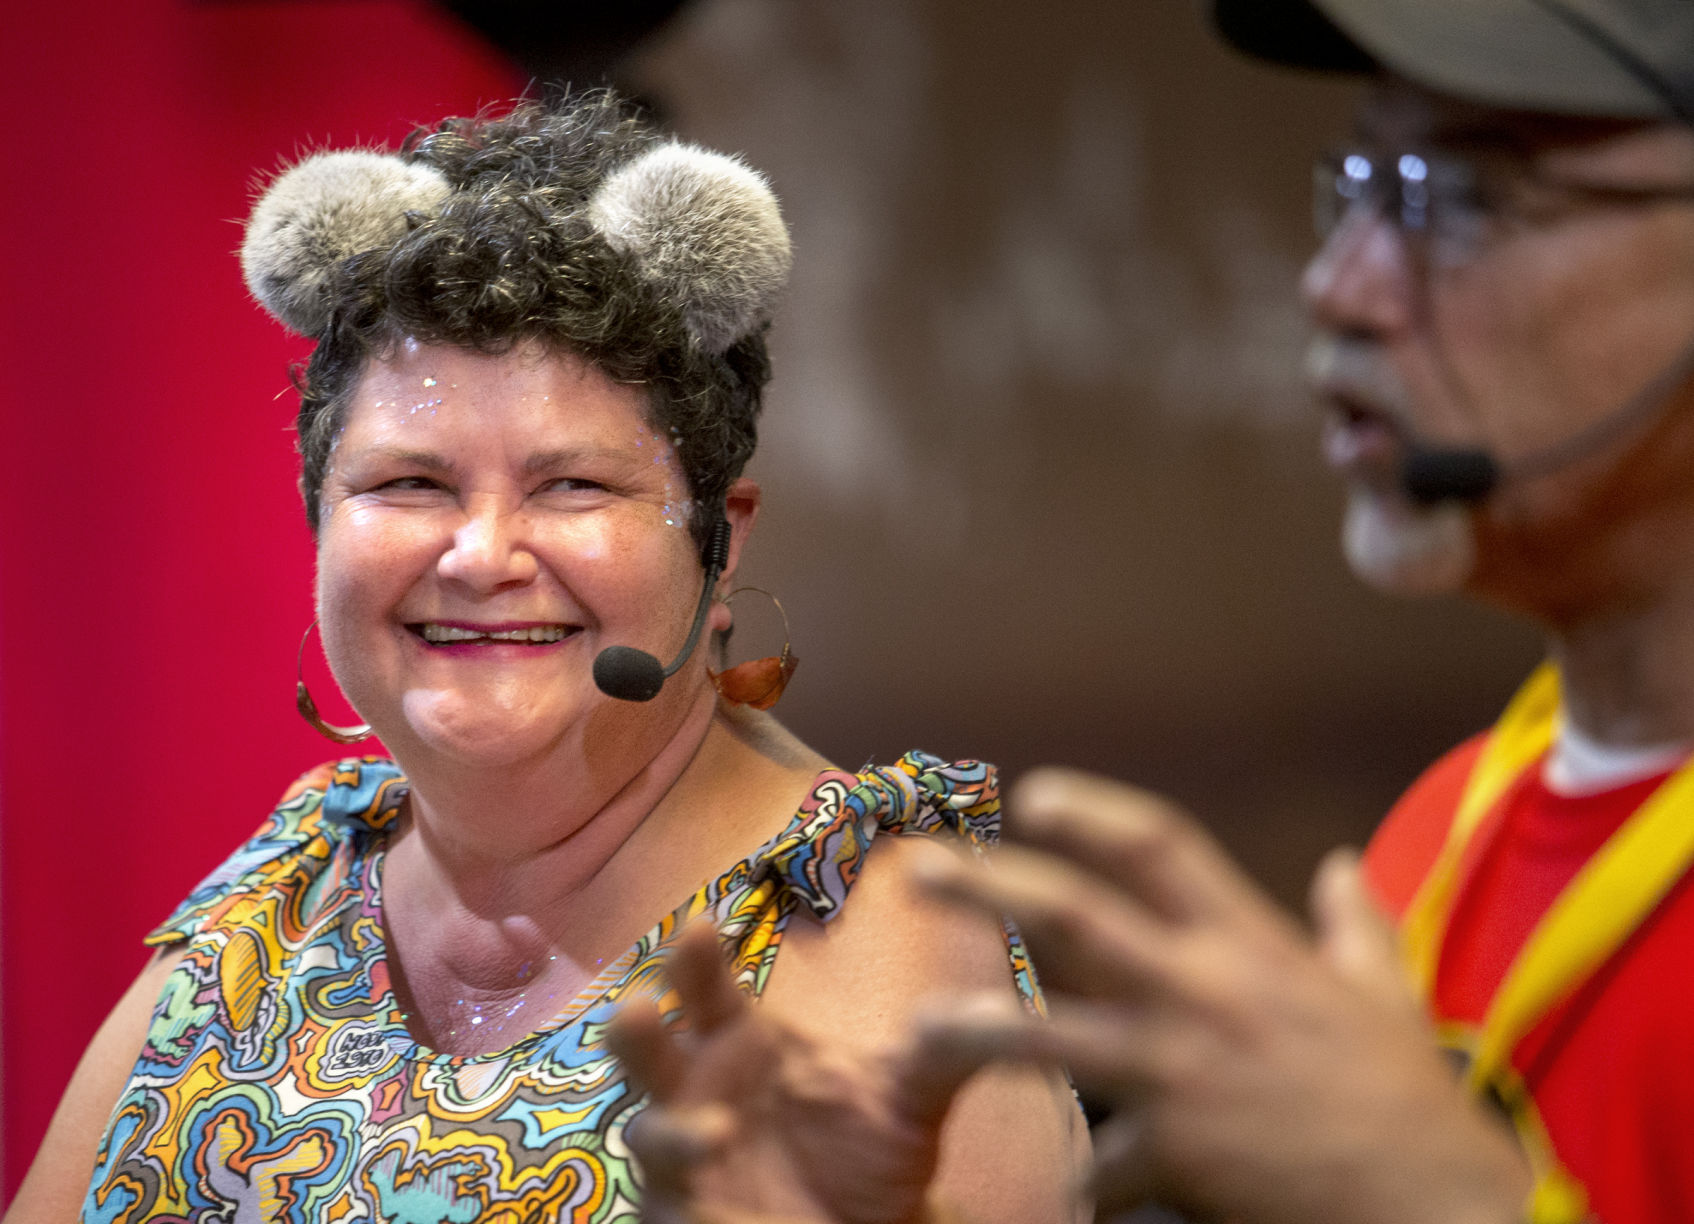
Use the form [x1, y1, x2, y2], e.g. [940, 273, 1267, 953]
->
[1007, 768, 1290, 932]
[915, 992, 1164, 1104]
[608, 920, 754, 1103]
[1039, 995, 1184, 1102]
[906, 990, 1181, 1111]
[608, 994, 690, 1102]
[1310, 847, 1419, 1012]
[913, 844, 1175, 1002]
[625, 1101, 736, 1207]
[898, 993, 1053, 1126]
[665, 920, 747, 1035]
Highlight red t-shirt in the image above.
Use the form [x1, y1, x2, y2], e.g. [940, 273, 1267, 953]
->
[1366, 738, 1694, 1224]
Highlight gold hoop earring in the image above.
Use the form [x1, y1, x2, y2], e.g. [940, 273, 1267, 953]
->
[709, 587, 798, 710]
[296, 618, 373, 744]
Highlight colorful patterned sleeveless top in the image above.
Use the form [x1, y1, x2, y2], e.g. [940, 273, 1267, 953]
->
[81, 751, 1035, 1224]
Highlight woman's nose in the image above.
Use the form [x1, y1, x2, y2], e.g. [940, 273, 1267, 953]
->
[1299, 207, 1418, 339]
[437, 496, 539, 591]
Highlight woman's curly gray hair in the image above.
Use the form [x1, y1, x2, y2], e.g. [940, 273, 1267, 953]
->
[240, 93, 791, 552]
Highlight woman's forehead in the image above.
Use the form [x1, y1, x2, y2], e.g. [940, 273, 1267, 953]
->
[365, 337, 592, 387]
[335, 341, 665, 462]
[354, 340, 649, 418]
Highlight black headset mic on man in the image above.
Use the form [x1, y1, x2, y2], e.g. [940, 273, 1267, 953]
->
[1400, 333, 1694, 504]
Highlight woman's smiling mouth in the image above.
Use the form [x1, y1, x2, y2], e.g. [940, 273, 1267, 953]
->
[413, 623, 577, 645]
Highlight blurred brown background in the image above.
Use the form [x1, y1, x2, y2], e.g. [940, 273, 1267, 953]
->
[617, 0, 1540, 905]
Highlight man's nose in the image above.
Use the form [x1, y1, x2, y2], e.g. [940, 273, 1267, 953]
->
[1300, 206, 1418, 338]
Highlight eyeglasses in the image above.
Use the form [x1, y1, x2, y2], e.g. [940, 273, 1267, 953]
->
[1313, 146, 1694, 268]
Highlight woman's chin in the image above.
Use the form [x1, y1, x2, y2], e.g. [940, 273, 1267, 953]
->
[393, 692, 570, 770]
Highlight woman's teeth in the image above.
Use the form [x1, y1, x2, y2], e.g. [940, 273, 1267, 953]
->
[419, 625, 570, 644]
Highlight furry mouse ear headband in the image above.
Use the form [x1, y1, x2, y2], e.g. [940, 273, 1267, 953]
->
[240, 141, 791, 355]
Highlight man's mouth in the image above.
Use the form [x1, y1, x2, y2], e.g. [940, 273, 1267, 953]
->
[1320, 389, 1410, 474]
[412, 624, 576, 644]
[1333, 392, 1404, 432]
[1305, 340, 1415, 445]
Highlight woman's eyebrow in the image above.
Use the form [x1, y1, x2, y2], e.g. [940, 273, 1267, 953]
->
[361, 446, 455, 473]
[522, 446, 634, 476]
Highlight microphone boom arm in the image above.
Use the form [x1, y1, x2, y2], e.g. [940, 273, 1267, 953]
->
[593, 517, 734, 702]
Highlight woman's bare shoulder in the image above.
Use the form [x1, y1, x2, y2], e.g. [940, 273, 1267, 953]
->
[764, 833, 1014, 1037]
[763, 833, 1091, 1224]
[4, 945, 187, 1224]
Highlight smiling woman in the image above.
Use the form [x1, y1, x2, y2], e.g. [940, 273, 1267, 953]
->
[315, 343, 715, 778]
[1, 95, 1085, 1224]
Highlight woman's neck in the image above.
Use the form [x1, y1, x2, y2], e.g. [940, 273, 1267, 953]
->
[377, 689, 831, 1054]
[387, 682, 723, 911]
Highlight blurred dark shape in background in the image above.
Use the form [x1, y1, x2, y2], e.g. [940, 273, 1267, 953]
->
[436, 0, 690, 107]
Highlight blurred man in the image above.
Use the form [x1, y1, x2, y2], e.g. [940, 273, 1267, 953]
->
[931, 3, 1694, 1222]
[617, 4, 1694, 1222]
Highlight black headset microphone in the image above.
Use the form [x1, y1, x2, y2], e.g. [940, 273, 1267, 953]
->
[592, 517, 733, 702]
[1399, 333, 1694, 505]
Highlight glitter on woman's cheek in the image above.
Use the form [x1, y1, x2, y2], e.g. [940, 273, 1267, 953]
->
[659, 477, 694, 530]
[322, 419, 349, 477]
[647, 433, 689, 528]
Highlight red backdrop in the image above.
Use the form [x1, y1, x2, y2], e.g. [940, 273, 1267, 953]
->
[0, 0, 518, 1199]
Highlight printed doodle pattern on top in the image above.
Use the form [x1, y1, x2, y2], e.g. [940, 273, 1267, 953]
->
[81, 751, 1033, 1223]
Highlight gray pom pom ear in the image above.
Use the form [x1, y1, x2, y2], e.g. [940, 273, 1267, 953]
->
[241, 151, 451, 336]
[587, 143, 792, 354]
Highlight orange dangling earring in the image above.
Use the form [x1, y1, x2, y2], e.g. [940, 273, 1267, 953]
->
[296, 618, 373, 744]
[709, 588, 799, 710]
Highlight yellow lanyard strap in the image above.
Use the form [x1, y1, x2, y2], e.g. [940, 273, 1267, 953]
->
[1400, 661, 1694, 1090]
[1402, 663, 1561, 997]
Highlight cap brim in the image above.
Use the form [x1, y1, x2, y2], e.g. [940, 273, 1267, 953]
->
[1213, 0, 1678, 119]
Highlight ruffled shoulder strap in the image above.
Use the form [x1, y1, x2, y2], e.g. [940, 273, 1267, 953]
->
[757, 750, 999, 923]
[702, 750, 1045, 1010]
[146, 756, 409, 945]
